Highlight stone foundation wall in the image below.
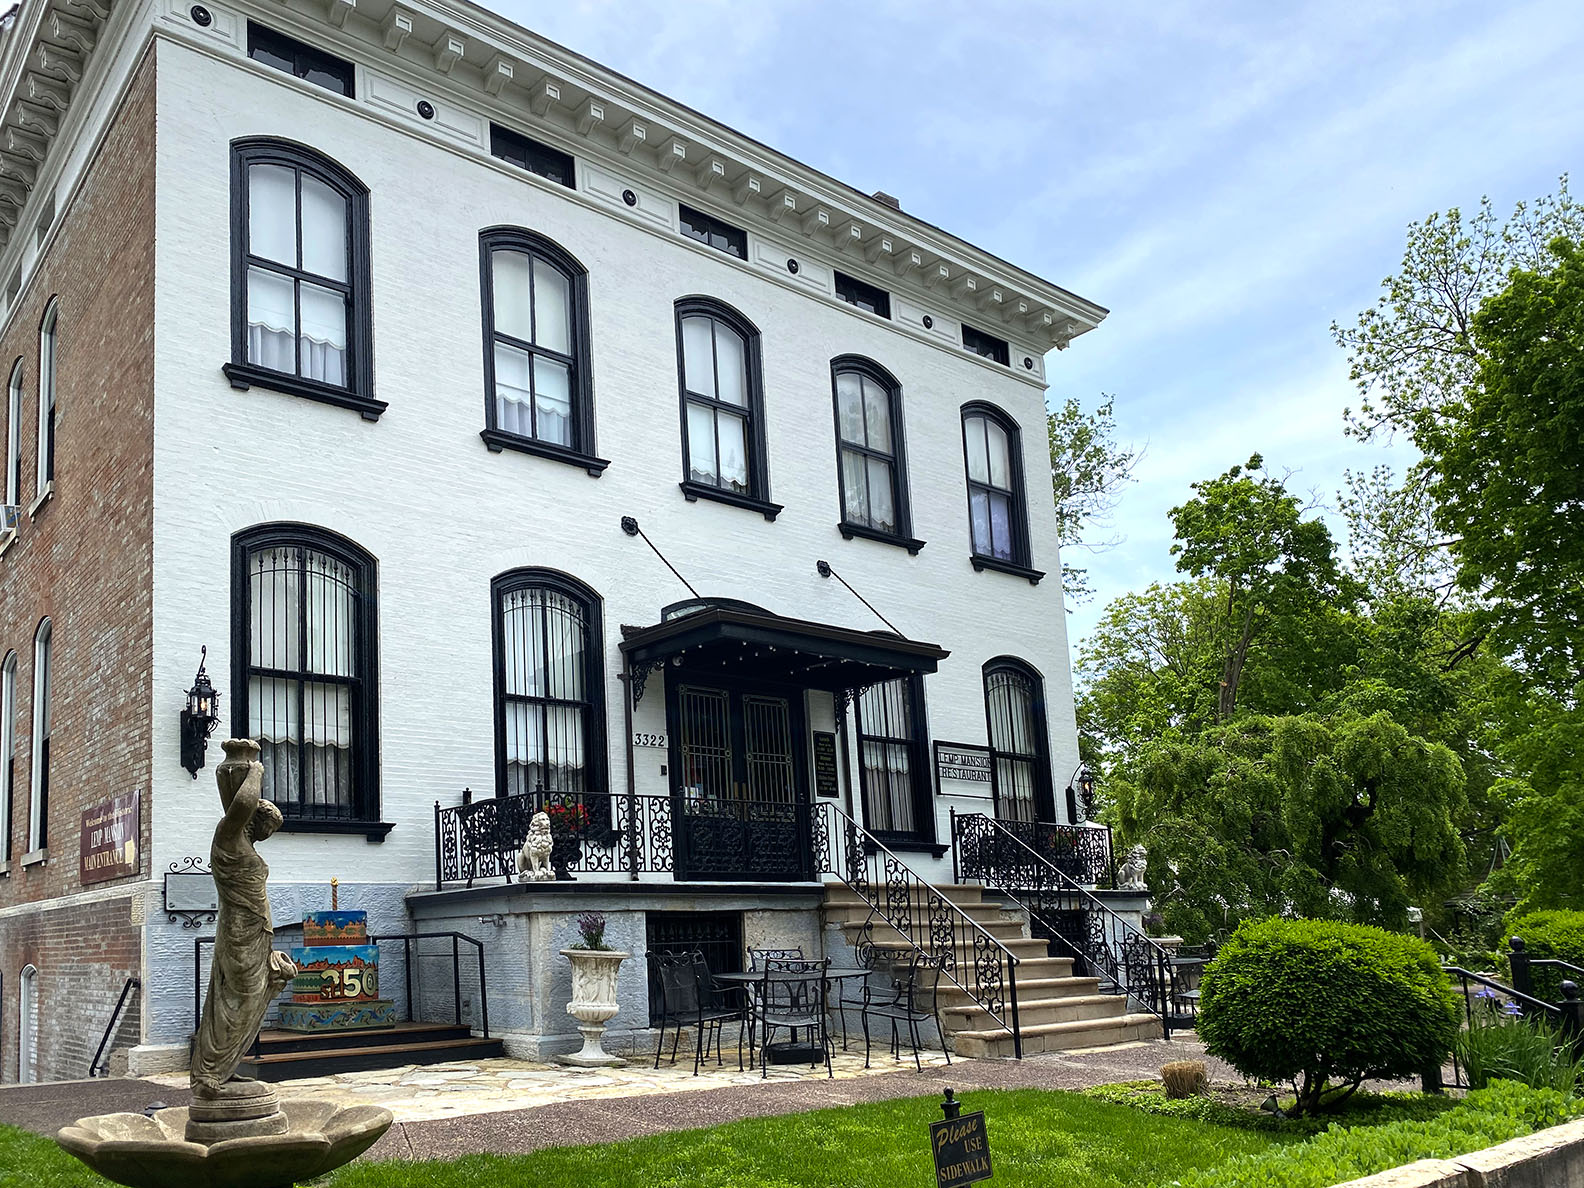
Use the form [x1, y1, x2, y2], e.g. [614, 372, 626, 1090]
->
[1336, 1118, 1584, 1187]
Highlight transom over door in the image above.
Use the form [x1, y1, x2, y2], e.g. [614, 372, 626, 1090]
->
[672, 683, 810, 881]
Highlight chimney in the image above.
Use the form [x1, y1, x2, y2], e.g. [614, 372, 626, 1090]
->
[871, 191, 901, 211]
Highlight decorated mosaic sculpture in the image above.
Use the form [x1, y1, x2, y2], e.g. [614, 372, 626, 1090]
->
[56, 739, 392, 1188]
[281, 908, 395, 1032]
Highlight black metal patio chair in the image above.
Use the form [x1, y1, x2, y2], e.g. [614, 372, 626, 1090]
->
[860, 950, 950, 1070]
[756, 957, 832, 1079]
[650, 950, 747, 1075]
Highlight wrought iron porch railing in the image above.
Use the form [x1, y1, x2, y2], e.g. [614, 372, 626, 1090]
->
[433, 787, 814, 887]
[813, 801, 1023, 1058]
[951, 810, 1192, 1038]
[959, 817, 1115, 887]
[1440, 962, 1581, 1091]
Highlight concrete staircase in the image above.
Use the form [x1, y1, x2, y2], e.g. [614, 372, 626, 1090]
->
[823, 883, 1162, 1058]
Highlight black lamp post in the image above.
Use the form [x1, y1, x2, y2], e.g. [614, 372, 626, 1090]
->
[180, 647, 221, 778]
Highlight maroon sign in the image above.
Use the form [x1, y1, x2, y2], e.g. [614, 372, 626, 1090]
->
[80, 792, 140, 885]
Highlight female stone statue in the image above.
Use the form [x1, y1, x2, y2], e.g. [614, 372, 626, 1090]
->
[190, 739, 298, 1099]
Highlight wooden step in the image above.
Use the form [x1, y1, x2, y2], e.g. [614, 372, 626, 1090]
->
[237, 1034, 504, 1080]
[951, 1013, 1163, 1059]
[252, 1021, 474, 1055]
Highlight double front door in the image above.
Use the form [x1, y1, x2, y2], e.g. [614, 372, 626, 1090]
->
[668, 681, 812, 881]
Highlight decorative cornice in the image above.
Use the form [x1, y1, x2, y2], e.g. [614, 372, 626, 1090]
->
[0, 0, 112, 252]
[232, 0, 1105, 354]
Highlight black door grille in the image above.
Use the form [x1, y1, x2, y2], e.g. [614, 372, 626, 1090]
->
[645, 910, 744, 1018]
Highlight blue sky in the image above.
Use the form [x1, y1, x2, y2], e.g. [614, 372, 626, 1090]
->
[497, 0, 1584, 650]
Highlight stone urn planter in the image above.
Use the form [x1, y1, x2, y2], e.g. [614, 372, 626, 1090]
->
[556, 948, 630, 1067]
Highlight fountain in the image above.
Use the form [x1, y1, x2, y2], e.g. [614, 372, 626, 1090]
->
[57, 739, 392, 1188]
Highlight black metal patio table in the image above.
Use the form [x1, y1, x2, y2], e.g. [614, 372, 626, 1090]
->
[716, 968, 868, 1062]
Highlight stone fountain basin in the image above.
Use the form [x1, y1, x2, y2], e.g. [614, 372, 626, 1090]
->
[57, 1100, 393, 1188]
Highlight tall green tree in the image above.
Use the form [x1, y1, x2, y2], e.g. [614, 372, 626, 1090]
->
[1168, 456, 1355, 721]
[1048, 394, 1139, 605]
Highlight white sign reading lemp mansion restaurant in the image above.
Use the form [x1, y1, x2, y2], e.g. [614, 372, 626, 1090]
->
[0, 0, 1111, 1080]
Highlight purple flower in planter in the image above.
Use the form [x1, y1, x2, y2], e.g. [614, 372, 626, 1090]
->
[575, 911, 608, 950]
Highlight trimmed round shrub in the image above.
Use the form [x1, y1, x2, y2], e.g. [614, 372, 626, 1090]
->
[1507, 910, 1584, 1001]
[1198, 917, 1459, 1115]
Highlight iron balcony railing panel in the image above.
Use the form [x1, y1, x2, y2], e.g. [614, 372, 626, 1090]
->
[434, 787, 814, 886]
[951, 810, 1189, 1037]
[814, 801, 1022, 1058]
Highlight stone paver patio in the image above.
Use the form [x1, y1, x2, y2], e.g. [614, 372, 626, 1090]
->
[143, 1046, 954, 1123]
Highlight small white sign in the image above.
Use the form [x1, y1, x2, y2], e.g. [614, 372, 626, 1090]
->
[936, 742, 994, 798]
[633, 731, 668, 748]
[165, 870, 219, 913]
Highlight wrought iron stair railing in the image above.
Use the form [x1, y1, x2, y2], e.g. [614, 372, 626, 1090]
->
[814, 802, 1023, 1058]
[89, 975, 140, 1077]
[952, 810, 1190, 1038]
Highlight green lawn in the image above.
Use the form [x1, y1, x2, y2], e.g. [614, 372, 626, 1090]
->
[3, 1089, 1285, 1188]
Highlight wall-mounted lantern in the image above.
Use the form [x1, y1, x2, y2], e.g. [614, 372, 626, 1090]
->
[1065, 764, 1097, 822]
[180, 646, 221, 778]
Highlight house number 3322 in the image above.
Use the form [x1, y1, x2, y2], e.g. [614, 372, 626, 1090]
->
[633, 732, 667, 748]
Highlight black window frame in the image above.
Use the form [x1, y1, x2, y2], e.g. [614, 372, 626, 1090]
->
[488, 123, 576, 190]
[830, 355, 921, 553]
[246, 22, 355, 97]
[223, 137, 382, 420]
[230, 523, 388, 839]
[960, 401, 1043, 583]
[854, 674, 934, 844]
[477, 227, 606, 475]
[678, 204, 747, 260]
[490, 568, 609, 801]
[962, 323, 1010, 366]
[983, 656, 1054, 824]
[674, 296, 781, 520]
[834, 271, 891, 319]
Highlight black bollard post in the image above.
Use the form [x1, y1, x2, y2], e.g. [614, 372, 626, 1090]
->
[941, 1088, 961, 1120]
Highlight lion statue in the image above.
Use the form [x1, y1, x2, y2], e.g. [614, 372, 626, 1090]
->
[518, 810, 555, 882]
[1116, 844, 1149, 892]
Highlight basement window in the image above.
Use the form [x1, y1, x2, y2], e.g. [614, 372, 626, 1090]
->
[489, 124, 576, 190]
[834, 271, 891, 319]
[679, 204, 747, 261]
[247, 22, 355, 97]
[962, 323, 1009, 366]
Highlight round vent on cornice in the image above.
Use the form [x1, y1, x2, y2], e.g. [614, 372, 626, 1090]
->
[190, 5, 212, 26]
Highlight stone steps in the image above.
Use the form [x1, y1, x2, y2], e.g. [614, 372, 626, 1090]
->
[944, 992, 1127, 1030]
[951, 1013, 1163, 1059]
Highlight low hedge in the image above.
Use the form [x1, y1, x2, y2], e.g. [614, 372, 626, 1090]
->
[1508, 910, 1584, 1001]
[1198, 917, 1459, 1115]
[1172, 1079, 1584, 1188]
[1082, 1081, 1453, 1136]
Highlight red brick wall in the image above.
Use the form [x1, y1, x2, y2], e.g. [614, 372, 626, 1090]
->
[0, 896, 141, 1082]
[0, 50, 154, 1081]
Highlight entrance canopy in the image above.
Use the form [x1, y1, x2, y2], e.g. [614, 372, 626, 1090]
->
[619, 599, 949, 696]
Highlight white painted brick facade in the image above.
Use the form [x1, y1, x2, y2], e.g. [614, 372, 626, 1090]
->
[144, 33, 1084, 888]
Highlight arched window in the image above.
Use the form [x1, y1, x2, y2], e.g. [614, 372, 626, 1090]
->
[225, 138, 380, 419]
[961, 402, 1041, 582]
[831, 356, 920, 552]
[983, 657, 1053, 824]
[232, 525, 382, 831]
[4, 358, 21, 522]
[855, 676, 932, 840]
[18, 964, 37, 1084]
[491, 569, 606, 800]
[28, 618, 49, 852]
[1, 651, 15, 864]
[477, 227, 603, 471]
[36, 300, 57, 496]
[675, 297, 779, 519]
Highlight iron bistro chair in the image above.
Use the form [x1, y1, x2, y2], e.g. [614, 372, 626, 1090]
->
[861, 950, 951, 1070]
[743, 947, 803, 1058]
[756, 957, 833, 1079]
[650, 950, 748, 1075]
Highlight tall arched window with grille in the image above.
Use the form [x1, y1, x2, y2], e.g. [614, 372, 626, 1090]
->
[982, 657, 1053, 824]
[491, 569, 606, 800]
[855, 676, 931, 840]
[232, 525, 381, 830]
